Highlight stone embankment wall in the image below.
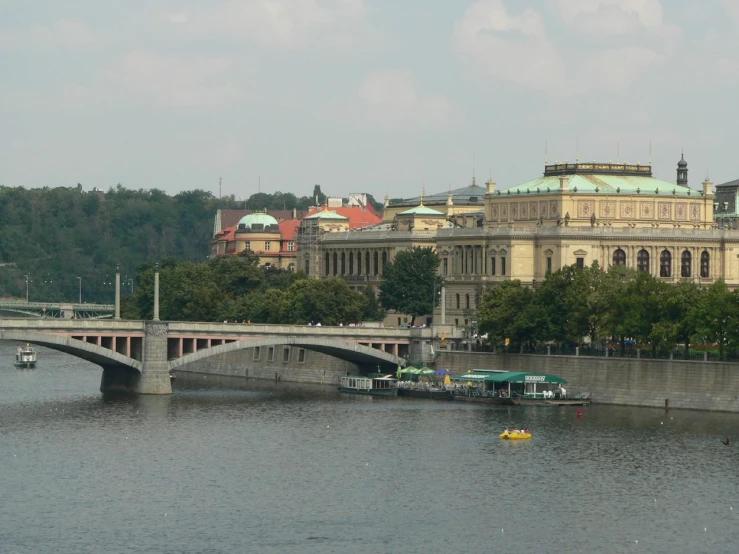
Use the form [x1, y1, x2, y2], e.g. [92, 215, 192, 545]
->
[436, 351, 739, 412]
[177, 346, 360, 385]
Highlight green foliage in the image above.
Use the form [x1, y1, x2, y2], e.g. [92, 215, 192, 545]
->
[475, 262, 738, 355]
[243, 185, 383, 213]
[379, 247, 442, 325]
[0, 185, 242, 303]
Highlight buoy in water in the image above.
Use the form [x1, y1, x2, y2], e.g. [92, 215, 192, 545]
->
[576, 408, 583, 416]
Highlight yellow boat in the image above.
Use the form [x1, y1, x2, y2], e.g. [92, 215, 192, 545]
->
[500, 430, 532, 440]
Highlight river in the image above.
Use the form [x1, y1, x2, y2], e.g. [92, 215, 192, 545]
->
[1, 342, 738, 553]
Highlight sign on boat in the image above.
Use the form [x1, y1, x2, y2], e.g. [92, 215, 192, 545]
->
[451, 371, 591, 406]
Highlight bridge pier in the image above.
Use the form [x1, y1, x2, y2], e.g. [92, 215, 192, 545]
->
[99, 321, 172, 395]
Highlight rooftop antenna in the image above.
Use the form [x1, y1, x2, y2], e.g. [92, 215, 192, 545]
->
[472, 153, 476, 185]
[545, 140, 548, 164]
[649, 140, 652, 165]
[617, 142, 620, 163]
[576, 136, 579, 163]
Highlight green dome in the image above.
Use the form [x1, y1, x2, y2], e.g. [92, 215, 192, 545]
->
[237, 212, 279, 230]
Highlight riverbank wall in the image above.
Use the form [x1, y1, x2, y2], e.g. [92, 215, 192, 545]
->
[436, 351, 739, 412]
[176, 347, 364, 385]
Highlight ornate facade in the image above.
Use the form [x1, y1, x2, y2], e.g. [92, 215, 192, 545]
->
[311, 155, 739, 328]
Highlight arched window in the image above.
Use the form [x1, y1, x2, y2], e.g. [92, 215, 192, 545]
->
[349, 252, 354, 275]
[382, 251, 388, 275]
[333, 252, 338, 276]
[373, 252, 379, 276]
[456, 293, 460, 309]
[701, 251, 710, 278]
[358, 252, 362, 275]
[613, 248, 626, 266]
[660, 250, 671, 277]
[637, 249, 649, 272]
[341, 252, 346, 275]
[681, 250, 692, 278]
[325, 253, 330, 276]
[365, 252, 370, 275]
[465, 294, 470, 309]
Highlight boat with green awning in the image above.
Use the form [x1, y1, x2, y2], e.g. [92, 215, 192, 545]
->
[451, 371, 590, 406]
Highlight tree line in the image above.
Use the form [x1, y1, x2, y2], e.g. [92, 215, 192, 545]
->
[477, 263, 738, 357]
[122, 253, 385, 324]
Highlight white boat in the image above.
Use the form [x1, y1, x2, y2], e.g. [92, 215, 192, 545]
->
[15, 344, 37, 368]
[339, 375, 398, 396]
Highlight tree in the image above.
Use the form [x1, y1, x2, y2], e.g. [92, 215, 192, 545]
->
[477, 280, 537, 349]
[361, 286, 385, 321]
[694, 280, 737, 359]
[379, 247, 441, 326]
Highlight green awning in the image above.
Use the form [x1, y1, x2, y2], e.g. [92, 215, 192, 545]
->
[451, 371, 567, 384]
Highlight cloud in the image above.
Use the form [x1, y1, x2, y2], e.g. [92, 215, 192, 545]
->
[454, 0, 565, 89]
[455, 0, 679, 94]
[171, 0, 367, 49]
[357, 71, 459, 130]
[551, 0, 681, 39]
[0, 18, 95, 50]
[103, 50, 242, 109]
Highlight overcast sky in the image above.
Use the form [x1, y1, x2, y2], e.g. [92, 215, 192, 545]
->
[2, 0, 738, 200]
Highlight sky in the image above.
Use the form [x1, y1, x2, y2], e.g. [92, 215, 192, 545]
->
[1, 0, 738, 200]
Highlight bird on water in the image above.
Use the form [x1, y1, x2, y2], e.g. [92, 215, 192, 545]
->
[721, 437, 730, 446]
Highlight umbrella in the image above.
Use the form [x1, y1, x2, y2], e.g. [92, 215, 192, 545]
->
[434, 369, 451, 375]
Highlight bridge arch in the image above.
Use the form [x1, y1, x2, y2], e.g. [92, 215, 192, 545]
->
[170, 336, 405, 371]
[0, 330, 141, 371]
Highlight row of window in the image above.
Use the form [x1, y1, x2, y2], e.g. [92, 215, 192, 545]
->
[325, 251, 388, 277]
[609, 248, 710, 278]
[454, 293, 473, 310]
[442, 257, 507, 276]
[243, 241, 295, 252]
[253, 346, 306, 363]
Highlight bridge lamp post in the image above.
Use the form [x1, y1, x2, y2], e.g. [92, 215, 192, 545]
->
[24, 274, 31, 302]
[125, 278, 134, 295]
[76, 277, 82, 303]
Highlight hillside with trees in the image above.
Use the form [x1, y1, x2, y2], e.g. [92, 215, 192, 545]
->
[0, 183, 384, 304]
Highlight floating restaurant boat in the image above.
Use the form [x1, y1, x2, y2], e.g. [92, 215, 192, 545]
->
[339, 375, 399, 396]
[15, 344, 37, 368]
[451, 371, 591, 406]
[397, 386, 453, 400]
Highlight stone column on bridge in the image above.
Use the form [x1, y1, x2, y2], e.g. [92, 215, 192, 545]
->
[153, 263, 160, 321]
[137, 321, 172, 394]
[115, 264, 121, 320]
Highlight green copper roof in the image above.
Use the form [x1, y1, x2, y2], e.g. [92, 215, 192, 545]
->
[238, 212, 279, 227]
[304, 210, 348, 220]
[501, 174, 696, 197]
[398, 205, 446, 216]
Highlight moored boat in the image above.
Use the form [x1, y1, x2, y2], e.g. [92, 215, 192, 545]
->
[339, 375, 398, 396]
[15, 344, 37, 368]
[397, 387, 453, 400]
[451, 371, 591, 406]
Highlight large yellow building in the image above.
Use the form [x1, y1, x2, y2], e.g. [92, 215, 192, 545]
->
[304, 155, 739, 328]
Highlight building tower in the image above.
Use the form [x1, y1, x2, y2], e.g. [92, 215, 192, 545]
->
[677, 152, 688, 186]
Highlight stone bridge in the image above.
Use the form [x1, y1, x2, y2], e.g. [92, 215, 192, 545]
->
[0, 319, 449, 394]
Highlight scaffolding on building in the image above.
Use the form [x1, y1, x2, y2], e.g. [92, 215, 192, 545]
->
[297, 221, 324, 278]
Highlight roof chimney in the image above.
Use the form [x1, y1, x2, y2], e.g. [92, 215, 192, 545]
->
[702, 178, 713, 197]
[559, 176, 569, 191]
[485, 179, 496, 195]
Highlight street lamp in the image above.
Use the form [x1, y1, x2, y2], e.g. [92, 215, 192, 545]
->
[24, 274, 31, 302]
[76, 277, 82, 303]
[125, 278, 134, 294]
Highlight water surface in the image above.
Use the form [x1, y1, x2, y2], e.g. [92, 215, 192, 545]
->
[1, 342, 738, 553]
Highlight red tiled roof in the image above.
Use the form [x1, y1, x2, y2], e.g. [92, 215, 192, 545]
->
[305, 206, 382, 229]
[278, 219, 301, 241]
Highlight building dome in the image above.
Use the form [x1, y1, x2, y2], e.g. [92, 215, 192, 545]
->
[237, 211, 279, 231]
[678, 153, 688, 168]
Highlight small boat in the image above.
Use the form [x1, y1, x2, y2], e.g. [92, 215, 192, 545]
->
[398, 388, 453, 400]
[339, 375, 398, 396]
[500, 430, 532, 440]
[15, 344, 37, 368]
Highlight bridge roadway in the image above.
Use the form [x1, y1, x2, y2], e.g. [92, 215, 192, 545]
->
[0, 319, 446, 395]
[0, 301, 115, 319]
